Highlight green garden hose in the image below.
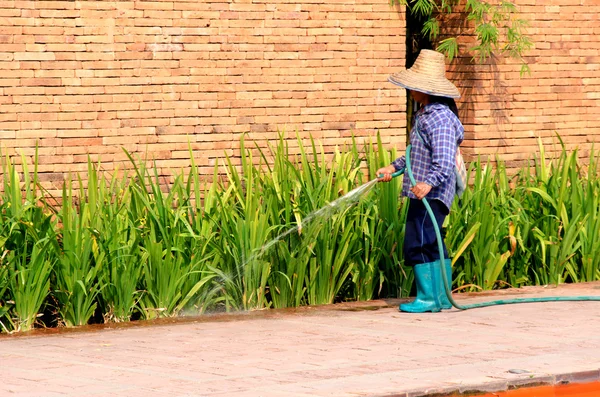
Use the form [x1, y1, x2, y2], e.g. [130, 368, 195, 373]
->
[393, 144, 600, 310]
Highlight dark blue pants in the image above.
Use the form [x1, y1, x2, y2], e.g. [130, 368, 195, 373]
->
[403, 198, 449, 267]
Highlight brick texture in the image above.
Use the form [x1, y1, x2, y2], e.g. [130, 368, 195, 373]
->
[0, 0, 407, 193]
[446, 0, 600, 167]
[2, 0, 598, 190]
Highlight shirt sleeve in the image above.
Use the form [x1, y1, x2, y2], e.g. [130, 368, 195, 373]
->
[423, 114, 457, 188]
[392, 155, 405, 172]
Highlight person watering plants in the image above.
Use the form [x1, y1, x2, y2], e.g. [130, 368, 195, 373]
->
[376, 49, 464, 313]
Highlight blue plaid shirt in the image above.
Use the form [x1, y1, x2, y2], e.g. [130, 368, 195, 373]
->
[392, 103, 464, 210]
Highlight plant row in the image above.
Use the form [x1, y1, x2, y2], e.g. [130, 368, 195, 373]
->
[0, 135, 599, 333]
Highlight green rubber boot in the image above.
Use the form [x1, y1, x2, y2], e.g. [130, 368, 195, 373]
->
[400, 261, 444, 313]
[439, 259, 453, 310]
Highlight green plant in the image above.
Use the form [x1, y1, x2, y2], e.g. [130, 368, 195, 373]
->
[1, 133, 599, 333]
[211, 137, 275, 311]
[86, 164, 144, 323]
[394, 0, 533, 74]
[0, 259, 8, 331]
[126, 150, 214, 319]
[366, 135, 411, 298]
[53, 169, 105, 327]
[1, 150, 57, 332]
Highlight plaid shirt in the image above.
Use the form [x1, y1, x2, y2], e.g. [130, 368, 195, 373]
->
[392, 103, 464, 210]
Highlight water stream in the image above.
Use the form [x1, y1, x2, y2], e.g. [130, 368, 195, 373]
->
[243, 178, 380, 266]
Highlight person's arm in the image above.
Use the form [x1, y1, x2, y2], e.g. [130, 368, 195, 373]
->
[392, 155, 405, 172]
[423, 116, 456, 188]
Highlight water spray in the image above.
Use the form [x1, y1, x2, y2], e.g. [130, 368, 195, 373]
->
[240, 176, 384, 272]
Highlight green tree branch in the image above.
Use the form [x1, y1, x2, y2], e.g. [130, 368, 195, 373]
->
[392, 0, 533, 74]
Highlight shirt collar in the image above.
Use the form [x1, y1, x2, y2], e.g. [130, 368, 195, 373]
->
[417, 102, 447, 116]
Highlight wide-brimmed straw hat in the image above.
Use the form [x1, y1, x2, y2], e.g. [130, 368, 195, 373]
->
[388, 49, 460, 99]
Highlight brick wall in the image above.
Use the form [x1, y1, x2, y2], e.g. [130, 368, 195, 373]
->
[0, 0, 407, 192]
[448, 0, 600, 167]
[2, 0, 599, 190]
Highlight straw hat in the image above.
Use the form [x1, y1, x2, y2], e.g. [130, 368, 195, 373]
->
[388, 49, 460, 99]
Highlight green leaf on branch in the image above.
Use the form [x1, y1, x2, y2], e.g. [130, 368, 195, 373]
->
[437, 38, 458, 61]
[422, 18, 440, 41]
[411, 0, 435, 16]
[403, 0, 532, 71]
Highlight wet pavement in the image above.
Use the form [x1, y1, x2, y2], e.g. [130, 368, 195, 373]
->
[2, 282, 600, 397]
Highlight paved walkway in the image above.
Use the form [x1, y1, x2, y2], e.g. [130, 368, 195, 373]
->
[2, 282, 600, 397]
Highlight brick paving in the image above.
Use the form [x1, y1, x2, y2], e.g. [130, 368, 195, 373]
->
[2, 282, 600, 397]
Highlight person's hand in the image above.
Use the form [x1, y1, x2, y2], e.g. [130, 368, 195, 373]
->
[411, 182, 432, 199]
[376, 165, 397, 182]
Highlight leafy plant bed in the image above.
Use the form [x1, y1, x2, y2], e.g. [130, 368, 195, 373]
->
[1, 134, 599, 333]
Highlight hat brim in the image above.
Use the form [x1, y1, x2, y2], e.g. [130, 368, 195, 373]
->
[388, 69, 461, 99]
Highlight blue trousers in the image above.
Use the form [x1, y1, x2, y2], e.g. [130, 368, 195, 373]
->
[403, 198, 449, 267]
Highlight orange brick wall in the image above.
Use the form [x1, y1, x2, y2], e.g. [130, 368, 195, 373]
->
[448, 0, 600, 167]
[0, 0, 407, 192]
[2, 0, 599, 190]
